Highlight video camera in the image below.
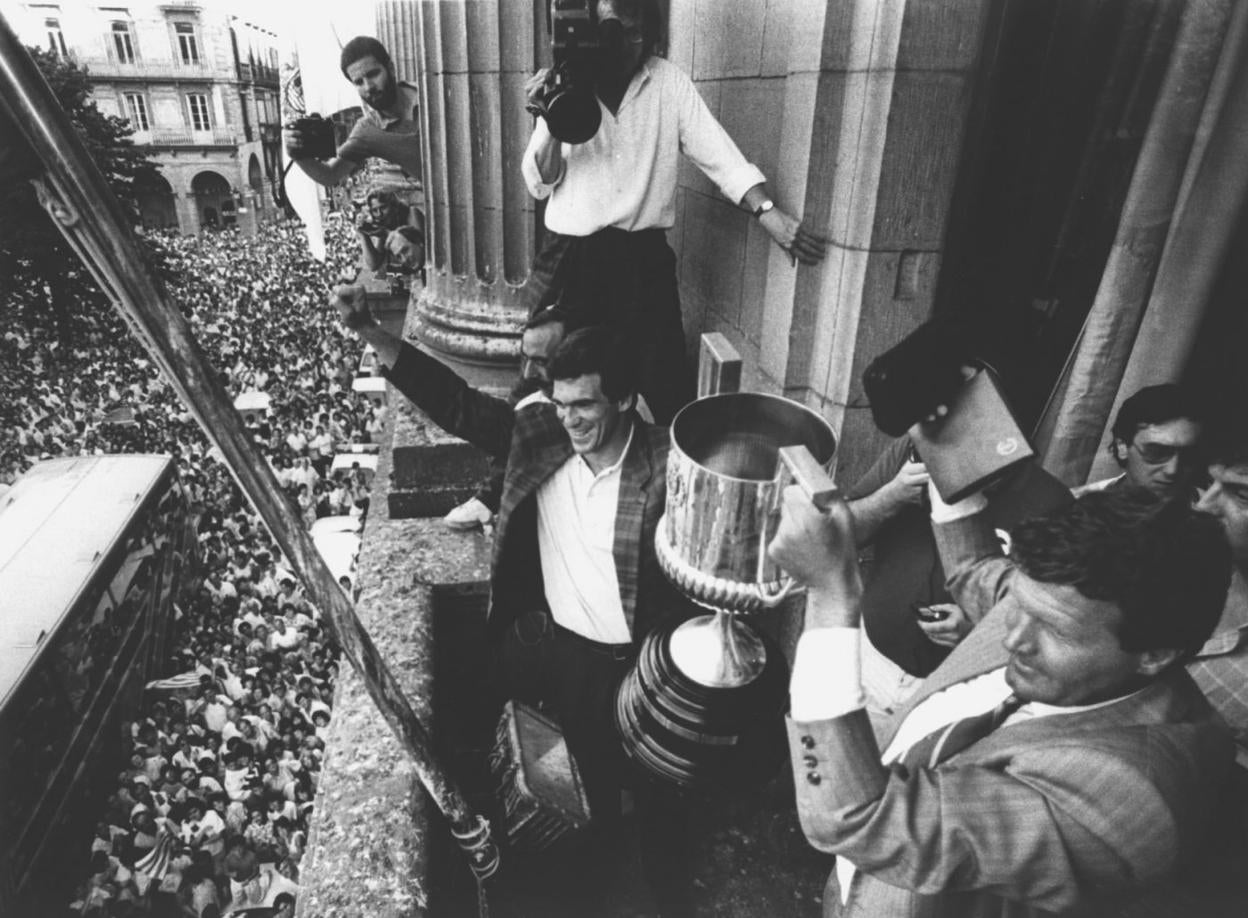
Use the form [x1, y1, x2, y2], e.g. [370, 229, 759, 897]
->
[527, 0, 603, 144]
[286, 113, 336, 161]
[863, 320, 1034, 503]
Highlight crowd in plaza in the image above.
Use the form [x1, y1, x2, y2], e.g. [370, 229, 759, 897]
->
[1, 217, 375, 916]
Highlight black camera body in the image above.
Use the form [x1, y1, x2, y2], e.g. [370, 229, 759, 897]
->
[529, 0, 602, 144]
[287, 114, 336, 161]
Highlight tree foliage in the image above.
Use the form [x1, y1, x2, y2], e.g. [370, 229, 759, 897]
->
[0, 45, 166, 346]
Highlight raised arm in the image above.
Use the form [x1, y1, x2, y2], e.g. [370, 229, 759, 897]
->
[332, 286, 515, 458]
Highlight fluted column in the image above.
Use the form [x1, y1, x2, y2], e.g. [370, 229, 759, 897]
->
[383, 0, 537, 368]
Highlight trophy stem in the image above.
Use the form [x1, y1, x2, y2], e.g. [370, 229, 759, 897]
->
[667, 611, 767, 688]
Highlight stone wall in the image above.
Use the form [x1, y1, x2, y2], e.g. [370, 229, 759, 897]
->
[670, 0, 993, 484]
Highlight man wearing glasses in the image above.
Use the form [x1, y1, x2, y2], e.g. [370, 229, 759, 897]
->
[521, 0, 827, 424]
[1078, 383, 1204, 501]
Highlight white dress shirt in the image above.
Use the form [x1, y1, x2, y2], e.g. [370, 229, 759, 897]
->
[535, 425, 635, 644]
[522, 57, 765, 235]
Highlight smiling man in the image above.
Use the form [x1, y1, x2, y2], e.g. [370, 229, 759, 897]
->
[770, 486, 1234, 917]
[330, 285, 695, 913]
[283, 37, 421, 186]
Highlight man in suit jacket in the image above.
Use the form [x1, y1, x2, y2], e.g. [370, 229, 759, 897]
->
[769, 485, 1234, 918]
[331, 287, 693, 913]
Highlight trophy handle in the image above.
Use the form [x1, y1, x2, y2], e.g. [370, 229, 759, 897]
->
[746, 446, 840, 608]
[778, 445, 838, 509]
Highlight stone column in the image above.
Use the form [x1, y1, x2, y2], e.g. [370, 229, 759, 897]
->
[173, 190, 199, 236]
[379, 0, 538, 375]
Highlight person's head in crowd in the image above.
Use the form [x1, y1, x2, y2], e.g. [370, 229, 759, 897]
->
[1196, 415, 1248, 571]
[547, 327, 639, 466]
[1004, 488, 1230, 706]
[385, 226, 425, 270]
[273, 892, 297, 917]
[521, 305, 574, 385]
[364, 187, 406, 231]
[1109, 383, 1203, 501]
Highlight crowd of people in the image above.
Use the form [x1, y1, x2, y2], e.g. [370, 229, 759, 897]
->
[1, 217, 376, 917]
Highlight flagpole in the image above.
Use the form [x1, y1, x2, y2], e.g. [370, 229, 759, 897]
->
[0, 15, 498, 887]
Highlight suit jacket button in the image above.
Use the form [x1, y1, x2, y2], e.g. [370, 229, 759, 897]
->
[801, 735, 815, 749]
[803, 755, 817, 769]
[806, 772, 821, 786]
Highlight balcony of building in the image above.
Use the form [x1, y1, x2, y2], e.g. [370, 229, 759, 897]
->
[236, 60, 280, 88]
[134, 126, 238, 147]
[78, 56, 221, 82]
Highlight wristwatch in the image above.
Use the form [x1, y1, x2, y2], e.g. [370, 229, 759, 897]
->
[753, 199, 775, 219]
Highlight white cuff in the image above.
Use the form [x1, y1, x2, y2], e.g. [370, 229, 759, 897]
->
[927, 479, 988, 523]
[789, 627, 864, 722]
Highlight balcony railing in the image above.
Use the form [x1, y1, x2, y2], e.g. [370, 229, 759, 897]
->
[78, 57, 220, 81]
[142, 127, 239, 146]
[237, 62, 280, 87]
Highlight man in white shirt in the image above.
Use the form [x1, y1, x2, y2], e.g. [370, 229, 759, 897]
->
[770, 484, 1235, 917]
[521, 0, 825, 423]
[334, 285, 693, 913]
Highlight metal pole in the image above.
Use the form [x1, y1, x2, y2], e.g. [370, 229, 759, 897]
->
[0, 17, 498, 881]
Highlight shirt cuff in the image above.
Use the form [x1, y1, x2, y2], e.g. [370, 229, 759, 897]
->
[789, 627, 864, 722]
[718, 163, 767, 209]
[521, 122, 564, 199]
[927, 479, 988, 523]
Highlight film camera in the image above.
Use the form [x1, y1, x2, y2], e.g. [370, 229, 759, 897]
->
[285, 113, 336, 161]
[527, 0, 603, 144]
[863, 320, 1034, 503]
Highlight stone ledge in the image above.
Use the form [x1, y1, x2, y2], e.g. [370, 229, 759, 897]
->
[298, 406, 492, 918]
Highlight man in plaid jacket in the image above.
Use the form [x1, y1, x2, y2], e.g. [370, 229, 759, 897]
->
[332, 286, 694, 912]
[770, 484, 1235, 918]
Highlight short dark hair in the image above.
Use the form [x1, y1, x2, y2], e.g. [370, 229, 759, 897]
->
[1010, 488, 1229, 658]
[547, 326, 638, 402]
[1206, 415, 1248, 470]
[340, 36, 393, 79]
[364, 188, 405, 217]
[391, 225, 423, 245]
[523, 303, 574, 334]
[602, 0, 667, 57]
[1110, 384, 1202, 450]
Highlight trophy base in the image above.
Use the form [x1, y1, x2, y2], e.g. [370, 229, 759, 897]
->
[667, 612, 766, 688]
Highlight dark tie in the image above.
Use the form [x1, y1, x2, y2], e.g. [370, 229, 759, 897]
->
[902, 694, 1023, 769]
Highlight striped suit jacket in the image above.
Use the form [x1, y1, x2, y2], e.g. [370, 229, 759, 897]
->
[383, 342, 678, 641]
[787, 513, 1235, 918]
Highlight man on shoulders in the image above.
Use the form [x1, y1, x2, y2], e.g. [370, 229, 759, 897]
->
[771, 486, 1233, 917]
[283, 37, 421, 186]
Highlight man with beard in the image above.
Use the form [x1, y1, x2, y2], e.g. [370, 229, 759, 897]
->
[522, 0, 826, 423]
[283, 37, 421, 185]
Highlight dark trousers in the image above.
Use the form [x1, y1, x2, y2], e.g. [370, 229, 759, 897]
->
[498, 610, 694, 917]
[525, 227, 693, 425]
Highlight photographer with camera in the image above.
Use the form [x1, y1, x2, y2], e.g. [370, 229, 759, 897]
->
[283, 37, 421, 187]
[522, 0, 827, 424]
[354, 187, 416, 274]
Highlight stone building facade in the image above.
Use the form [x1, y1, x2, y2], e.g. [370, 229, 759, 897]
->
[8, 0, 282, 235]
